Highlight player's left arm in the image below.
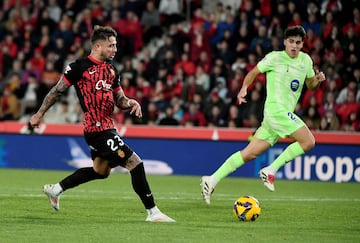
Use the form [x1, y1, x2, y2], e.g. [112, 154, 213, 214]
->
[305, 69, 326, 90]
[114, 89, 142, 118]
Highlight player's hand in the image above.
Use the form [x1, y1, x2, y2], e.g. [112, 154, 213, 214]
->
[29, 113, 43, 128]
[128, 99, 142, 118]
[315, 70, 326, 83]
[237, 87, 248, 105]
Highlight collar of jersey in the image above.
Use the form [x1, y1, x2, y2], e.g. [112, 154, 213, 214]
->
[88, 55, 105, 64]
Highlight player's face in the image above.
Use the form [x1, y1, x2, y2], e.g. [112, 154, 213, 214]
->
[283, 36, 303, 58]
[99, 36, 117, 61]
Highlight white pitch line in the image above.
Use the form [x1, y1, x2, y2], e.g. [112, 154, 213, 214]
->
[0, 193, 359, 202]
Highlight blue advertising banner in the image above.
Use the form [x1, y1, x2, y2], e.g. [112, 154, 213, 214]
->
[0, 134, 359, 182]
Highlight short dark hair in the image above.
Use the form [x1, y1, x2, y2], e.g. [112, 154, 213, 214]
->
[284, 25, 306, 40]
[91, 25, 117, 44]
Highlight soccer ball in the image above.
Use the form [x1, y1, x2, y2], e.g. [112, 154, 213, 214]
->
[233, 195, 261, 221]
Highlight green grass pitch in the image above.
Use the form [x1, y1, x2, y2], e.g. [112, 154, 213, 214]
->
[0, 169, 359, 243]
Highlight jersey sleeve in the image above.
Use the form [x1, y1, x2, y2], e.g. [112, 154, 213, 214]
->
[111, 64, 122, 92]
[257, 51, 276, 73]
[63, 59, 84, 85]
[304, 53, 315, 79]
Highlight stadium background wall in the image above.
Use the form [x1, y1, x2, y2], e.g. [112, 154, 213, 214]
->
[0, 122, 359, 183]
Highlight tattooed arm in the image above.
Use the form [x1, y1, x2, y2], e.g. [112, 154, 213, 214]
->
[29, 78, 69, 127]
[114, 89, 142, 118]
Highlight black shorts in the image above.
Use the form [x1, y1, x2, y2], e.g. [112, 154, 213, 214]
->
[84, 129, 134, 168]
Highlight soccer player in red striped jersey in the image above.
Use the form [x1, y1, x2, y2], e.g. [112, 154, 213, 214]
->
[30, 25, 175, 222]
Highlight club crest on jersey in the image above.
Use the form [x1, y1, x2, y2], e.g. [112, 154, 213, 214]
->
[290, 79, 299, 91]
[95, 79, 112, 91]
[117, 149, 125, 158]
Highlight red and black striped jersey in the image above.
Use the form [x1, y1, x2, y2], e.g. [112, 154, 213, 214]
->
[63, 55, 122, 133]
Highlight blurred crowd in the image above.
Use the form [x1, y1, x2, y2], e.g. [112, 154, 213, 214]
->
[0, 0, 359, 132]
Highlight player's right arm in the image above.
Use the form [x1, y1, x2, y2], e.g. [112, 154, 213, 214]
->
[29, 77, 69, 127]
[237, 66, 261, 105]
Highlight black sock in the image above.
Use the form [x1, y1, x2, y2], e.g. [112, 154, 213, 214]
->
[60, 167, 108, 191]
[130, 163, 155, 209]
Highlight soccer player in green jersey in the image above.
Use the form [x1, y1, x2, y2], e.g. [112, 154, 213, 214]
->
[201, 25, 326, 205]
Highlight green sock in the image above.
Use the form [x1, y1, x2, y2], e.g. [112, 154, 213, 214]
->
[213, 151, 244, 181]
[271, 142, 305, 171]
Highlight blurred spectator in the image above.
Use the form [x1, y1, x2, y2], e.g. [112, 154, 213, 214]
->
[155, 34, 179, 65]
[0, 84, 20, 121]
[170, 95, 184, 122]
[181, 74, 204, 104]
[21, 60, 41, 85]
[336, 80, 359, 104]
[302, 100, 322, 130]
[225, 104, 242, 128]
[319, 109, 340, 131]
[120, 57, 137, 87]
[318, 91, 340, 117]
[203, 89, 226, 121]
[194, 64, 210, 93]
[160, 49, 177, 75]
[209, 63, 227, 91]
[323, 65, 343, 90]
[158, 0, 183, 26]
[174, 52, 196, 76]
[210, 13, 236, 49]
[187, 24, 213, 65]
[341, 111, 360, 131]
[168, 23, 191, 55]
[158, 105, 180, 126]
[194, 50, 212, 73]
[207, 105, 224, 127]
[303, 28, 318, 53]
[273, 2, 291, 30]
[141, 101, 159, 125]
[51, 18, 74, 49]
[121, 76, 136, 99]
[44, 100, 75, 124]
[29, 48, 46, 74]
[303, 12, 321, 36]
[181, 102, 207, 127]
[321, 11, 335, 41]
[151, 79, 168, 111]
[288, 11, 302, 28]
[135, 75, 152, 100]
[240, 88, 264, 128]
[320, 0, 342, 16]
[0, 44, 13, 79]
[41, 62, 60, 91]
[20, 73, 39, 117]
[141, 0, 163, 45]
[267, 16, 283, 38]
[336, 89, 360, 125]
[249, 24, 272, 53]
[209, 77, 228, 104]
[120, 10, 144, 55]
[47, 0, 62, 23]
[215, 39, 236, 68]
[214, 2, 226, 23]
[1, 33, 18, 59]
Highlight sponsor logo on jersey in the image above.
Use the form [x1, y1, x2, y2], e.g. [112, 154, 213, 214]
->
[290, 79, 299, 91]
[95, 79, 112, 91]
